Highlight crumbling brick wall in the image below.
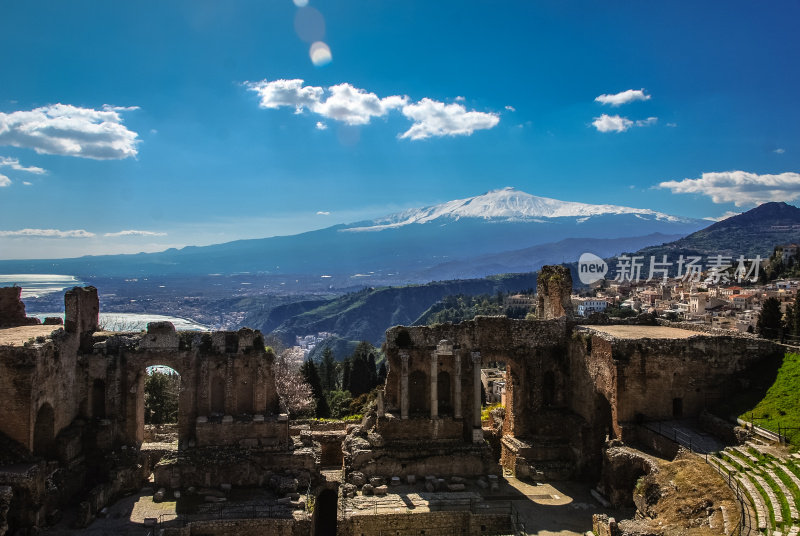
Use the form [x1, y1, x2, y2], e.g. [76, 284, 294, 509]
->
[0, 287, 40, 328]
[536, 265, 573, 320]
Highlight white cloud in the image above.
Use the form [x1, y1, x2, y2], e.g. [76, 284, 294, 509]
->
[595, 89, 651, 106]
[592, 114, 633, 133]
[659, 171, 800, 206]
[0, 156, 45, 174]
[22, 181, 32, 186]
[774, 148, 786, 154]
[703, 211, 741, 221]
[592, 114, 658, 133]
[0, 174, 10, 187]
[313, 83, 407, 125]
[316, 211, 330, 215]
[399, 99, 500, 140]
[666, 122, 677, 127]
[246, 79, 500, 139]
[104, 230, 167, 237]
[505, 105, 516, 112]
[455, 96, 465, 102]
[0, 104, 139, 159]
[0, 228, 95, 238]
[246, 79, 324, 112]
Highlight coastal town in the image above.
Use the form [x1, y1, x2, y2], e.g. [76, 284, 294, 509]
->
[572, 244, 800, 336]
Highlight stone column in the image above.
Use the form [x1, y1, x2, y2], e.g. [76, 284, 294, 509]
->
[377, 388, 385, 418]
[454, 353, 462, 419]
[400, 351, 409, 420]
[430, 351, 438, 419]
[472, 351, 482, 429]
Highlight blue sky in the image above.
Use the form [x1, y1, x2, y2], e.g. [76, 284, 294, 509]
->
[0, 0, 798, 259]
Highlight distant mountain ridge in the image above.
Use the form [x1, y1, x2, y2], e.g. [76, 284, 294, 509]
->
[0, 187, 706, 282]
[633, 202, 800, 260]
[254, 272, 540, 346]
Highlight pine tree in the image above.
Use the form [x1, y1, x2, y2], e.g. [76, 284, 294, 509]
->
[341, 359, 352, 393]
[757, 297, 784, 340]
[349, 354, 372, 396]
[319, 347, 337, 392]
[367, 353, 378, 389]
[300, 358, 330, 418]
[377, 362, 387, 385]
[785, 293, 800, 342]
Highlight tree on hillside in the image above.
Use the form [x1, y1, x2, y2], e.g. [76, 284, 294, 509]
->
[300, 358, 330, 418]
[783, 293, 800, 342]
[319, 347, 337, 391]
[345, 341, 379, 396]
[757, 297, 784, 340]
[341, 359, 352, 395]
[367, 353, 378, 388]
[377, 362, 387, 385]
[144, 370, 180, 424]
[274, 350, 314, 418]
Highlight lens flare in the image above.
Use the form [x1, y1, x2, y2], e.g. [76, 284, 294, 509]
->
[294, 6, 325, 43]
[309, 41, 332, 66]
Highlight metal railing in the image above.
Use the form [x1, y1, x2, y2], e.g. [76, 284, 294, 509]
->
[704, 455, 752, 536]
[640, 420, 748, 536]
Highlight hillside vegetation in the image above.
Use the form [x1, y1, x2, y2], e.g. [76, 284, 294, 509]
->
[740, 352, 800, 444]
[413, 292, 532, 326]
[255, 272, 540, 346]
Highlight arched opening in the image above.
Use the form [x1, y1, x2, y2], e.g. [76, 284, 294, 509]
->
[409, 370, 427, 415]
[542, 371, 555, 407]
[437, 371, 451, 415]
[210, 374, 226, 415]
[312, 488, 337, 536]
[144, 366, 180, 425]
[33, 403, 55, 458]
[92, 379, 106, 419]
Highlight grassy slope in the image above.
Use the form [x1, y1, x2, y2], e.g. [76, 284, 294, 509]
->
[740, 353, 800, 444]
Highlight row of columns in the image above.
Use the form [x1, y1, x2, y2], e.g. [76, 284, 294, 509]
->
[397, 344, 482, 433]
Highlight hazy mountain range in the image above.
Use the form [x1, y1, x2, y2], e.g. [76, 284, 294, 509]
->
[0, 187, 706, 283]
[257, 202, 800, 348]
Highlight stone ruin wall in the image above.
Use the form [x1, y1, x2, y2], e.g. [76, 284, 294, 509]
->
[0, 286, 286, 455]
[89, 323, 284, 449]
[0, 287, 40, 328]
[581, 329, 782, 439]
[383, 315, 570, 442]
[0, 275, 788, 534]
[536, 265, 573, 321]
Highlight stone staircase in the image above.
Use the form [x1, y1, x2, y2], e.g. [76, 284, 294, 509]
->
[707, 444, 800, 535]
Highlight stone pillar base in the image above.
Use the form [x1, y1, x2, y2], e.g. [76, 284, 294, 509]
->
[472, 428, 484, 443]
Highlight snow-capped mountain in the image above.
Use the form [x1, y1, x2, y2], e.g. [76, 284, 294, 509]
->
[345, 187, 689, 231]
[0, 188, 706, 281]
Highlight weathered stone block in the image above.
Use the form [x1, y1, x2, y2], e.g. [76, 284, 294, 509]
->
[348, 472, 366, 487]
